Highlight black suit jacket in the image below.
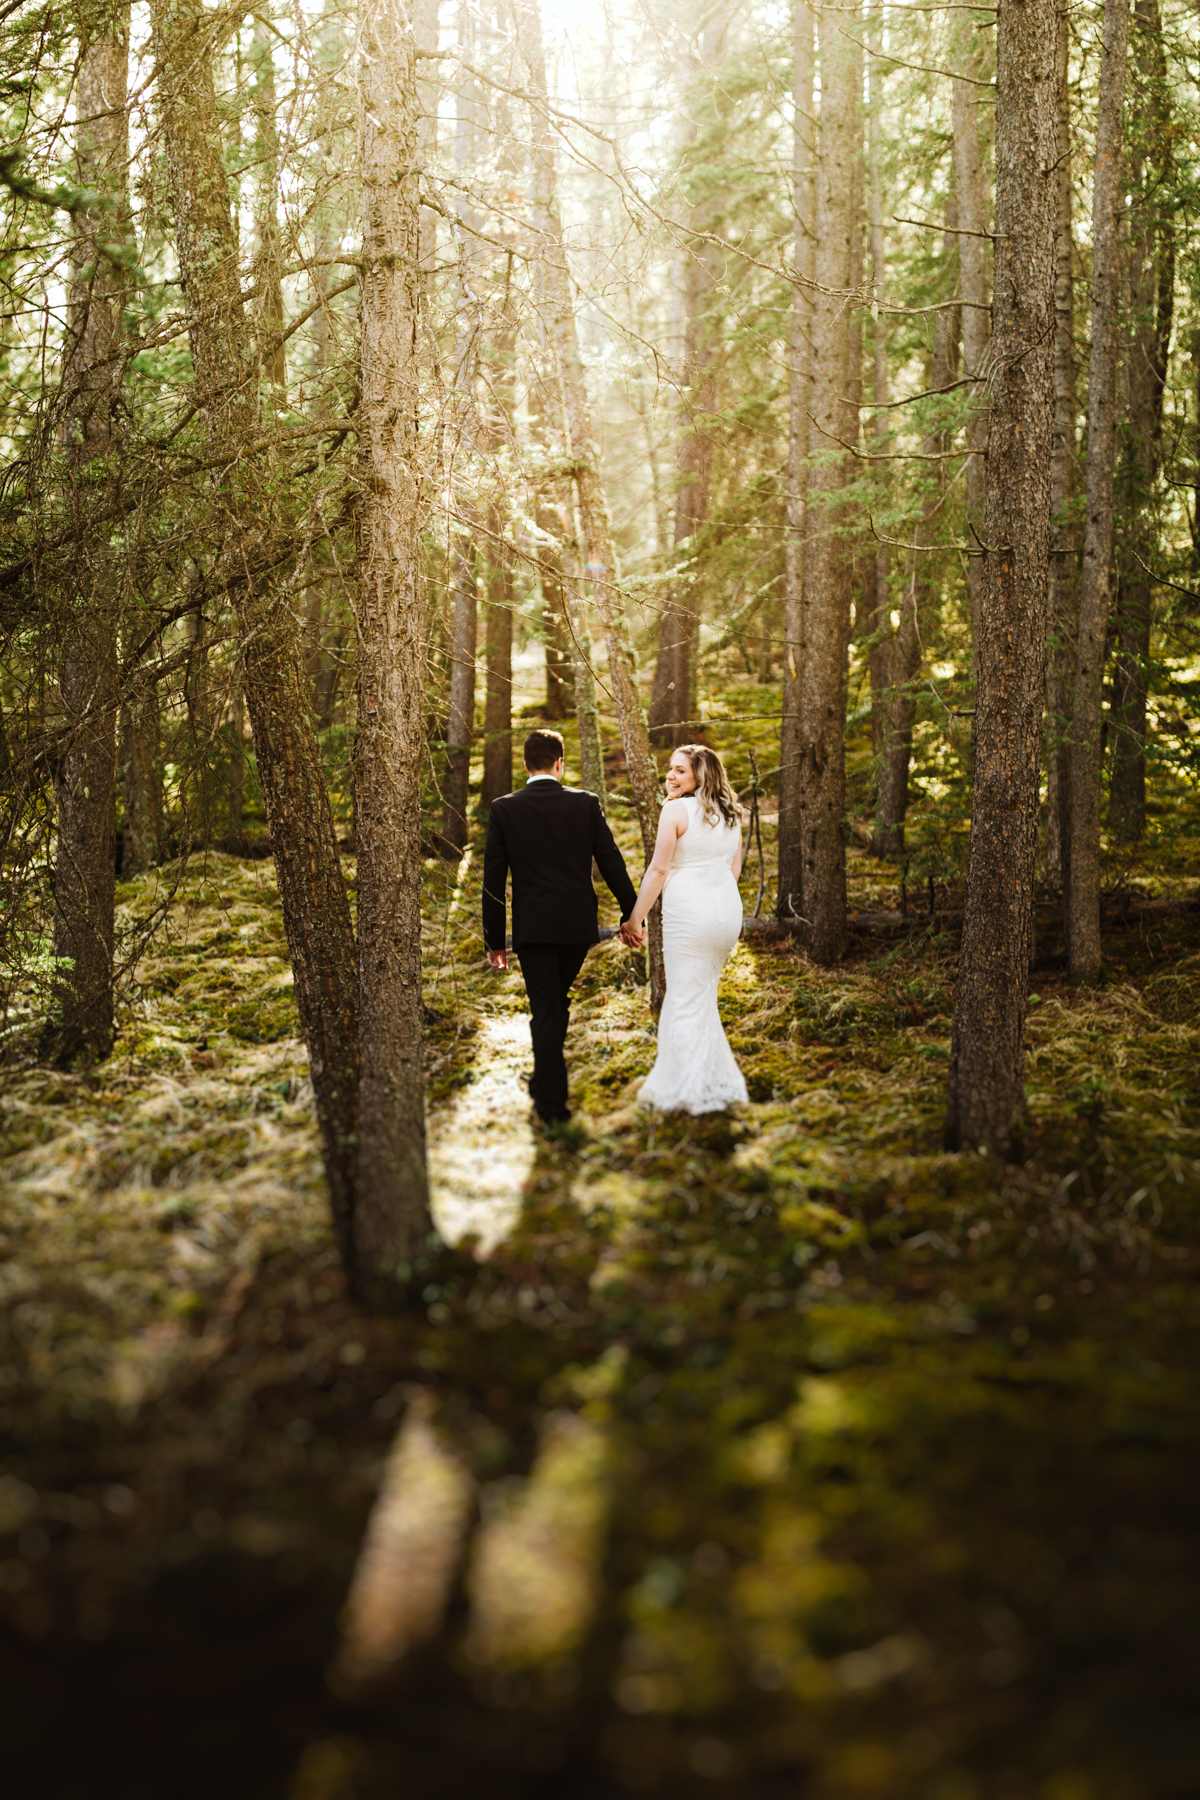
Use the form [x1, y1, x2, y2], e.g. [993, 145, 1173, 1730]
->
[482, 780, 639, 951]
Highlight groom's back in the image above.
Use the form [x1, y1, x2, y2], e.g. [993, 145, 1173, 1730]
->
[488, 781, 606, 946]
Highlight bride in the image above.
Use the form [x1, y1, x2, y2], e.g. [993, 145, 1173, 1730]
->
[627, 743, 749, 1114]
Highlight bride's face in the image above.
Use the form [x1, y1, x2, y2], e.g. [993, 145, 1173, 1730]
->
[665, 751, 697, 798]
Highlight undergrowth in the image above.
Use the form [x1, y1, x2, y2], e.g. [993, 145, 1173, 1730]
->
[3, 738, 1200, 1800]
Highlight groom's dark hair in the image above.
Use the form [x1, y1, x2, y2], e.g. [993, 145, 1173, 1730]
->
[524, 728, 565, 772]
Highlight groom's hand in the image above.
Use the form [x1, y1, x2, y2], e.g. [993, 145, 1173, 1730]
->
[487, 949, 509, 971]
[619, 920, 644, 948]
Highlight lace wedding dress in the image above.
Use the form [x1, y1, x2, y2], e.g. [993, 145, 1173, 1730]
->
[638, 794, 749, 1113]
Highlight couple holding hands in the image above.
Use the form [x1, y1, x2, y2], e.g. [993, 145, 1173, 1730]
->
[482, 728, 748, 1127]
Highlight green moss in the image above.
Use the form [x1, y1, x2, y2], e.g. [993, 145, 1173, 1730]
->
[5, 769, 1200, 1796]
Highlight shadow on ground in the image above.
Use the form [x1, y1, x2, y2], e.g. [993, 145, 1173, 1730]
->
[2, 851, 1200, 1799]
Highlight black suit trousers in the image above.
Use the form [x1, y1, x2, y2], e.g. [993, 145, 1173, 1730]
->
[517, 941, 591, 1119]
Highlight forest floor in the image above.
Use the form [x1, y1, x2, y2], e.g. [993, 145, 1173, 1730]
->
[3, 771, 1200, 1799]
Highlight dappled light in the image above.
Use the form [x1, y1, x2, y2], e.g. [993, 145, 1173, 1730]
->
[430, 1015, 537, 1254]
[2, 0, 1198, 1792]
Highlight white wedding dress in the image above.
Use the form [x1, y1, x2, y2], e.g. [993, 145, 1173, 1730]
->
[638, 794, 749, 1114]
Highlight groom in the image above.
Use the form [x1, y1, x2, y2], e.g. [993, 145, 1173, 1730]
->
[483, 729, 643, 1126]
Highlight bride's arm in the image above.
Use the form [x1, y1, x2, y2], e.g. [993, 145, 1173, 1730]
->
[731, 821, 744, 882]
[629, 801, 685, 931]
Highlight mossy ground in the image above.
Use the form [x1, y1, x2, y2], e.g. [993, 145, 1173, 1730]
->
[2, 718, 1200, 1799]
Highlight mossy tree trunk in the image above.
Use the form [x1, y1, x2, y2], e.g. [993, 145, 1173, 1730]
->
[1064, 0, 1130, 981]
[353, 0, 436, 1293]
[946, 0, 1057, 1156]
[44, 2, 132, 1065]
[150, 0, 360, 1262]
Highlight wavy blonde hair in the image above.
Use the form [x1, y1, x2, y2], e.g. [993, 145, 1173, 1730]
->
[673, 743, 741, 830]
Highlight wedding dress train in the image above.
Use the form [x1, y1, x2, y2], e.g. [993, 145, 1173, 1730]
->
[638, 794, 748, 1114]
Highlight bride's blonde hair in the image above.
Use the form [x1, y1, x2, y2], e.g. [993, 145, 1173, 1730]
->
[674, 743, 740, 829]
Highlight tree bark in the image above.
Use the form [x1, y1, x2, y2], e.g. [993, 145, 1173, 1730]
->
[946, 0, 1058, 1156]
[517, 3, 606, 803]
[776, 0, 815, 919]
[1043, 3, 1079, 887]
[539, 535, 572, 719]
[226, 675, 245, 849]
[480, 35, 520, 809]
[780, 2, 860, 962]
[648, 1, 731, 741]
[250, 14, 287, 408]
[438, 533, 477, 857]
[353, 0, 436, 1292]
[482, 525, 515, 805]
[121, 683, 162, 875]
[437, 2, 483, 855]
[481, 246, 517, 809]
[863, 4, 909, 860]
[515, 0, 661, 995]
[950, 9, 992, 662]
[1064, 0, 1130, 981]
[1109, 0, 1174, 843]
[44, 3, 131, 1064]
[648, 216, 723, 743]
[150, 0, 360, 1260]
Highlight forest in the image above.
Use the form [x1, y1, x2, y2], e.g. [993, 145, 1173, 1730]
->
[1, 0, 1199, 1794]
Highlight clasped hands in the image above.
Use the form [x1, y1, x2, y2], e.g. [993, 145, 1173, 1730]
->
[488, 922, 641, 970]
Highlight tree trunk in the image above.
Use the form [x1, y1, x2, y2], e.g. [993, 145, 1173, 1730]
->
[518, 8, 606, 803]
[647, 1, 731, 743]
[864, 5, 900, 856]
[482, 524, 515, 805]
[44, 5, 131, 1064]
[776, 0, 815, 919]
[121, 683, 162, 876]
[438, 533, 477, 857]
[872, 170, 958, 864]
[946, 0, 1057, 1156]
[951, 10, 992, 663]
[437, 2, 483, 854]
[540, 534, 572, 719]
[1109, 0, 1174, 844]
[250, 15, 287, 408]
[150, 0, 360, 1261]
[226, 675, 245, 849]
[1043, 3, 1079, 887]
[353, 0, 436, 1294]
[515, 0, 662, 996]
[648, 233, 722, 744]
[480, 38, 519, 810]
[781, 2, 860, 962]
[560, 536, 607, 806]
[1064, 0, 1130, 981]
